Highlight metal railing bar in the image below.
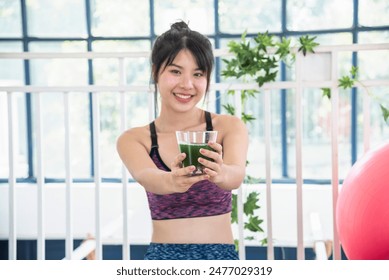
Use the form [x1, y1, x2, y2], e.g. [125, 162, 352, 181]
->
[0, 51, 151, 59]
[310, 212, 328, 260]
[118, 57, 130, 260]
[213, 43, 389, 57]
[234, 91, 245, 260]
[363, 90, 371, 153]
[0, 43, 388, 60]
[64, 91, 73, 260]
[34, 92, 45, 260]
[295, 52, 305, 260]
[264, 89, 274, 260]
[2, 79, 388, 94]
[7, 92, 17, 260]
[330, 51, 341, 260]
[91, 92, 102, 260]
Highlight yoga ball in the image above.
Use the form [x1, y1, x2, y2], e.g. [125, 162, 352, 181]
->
[336, 142, 389, 260]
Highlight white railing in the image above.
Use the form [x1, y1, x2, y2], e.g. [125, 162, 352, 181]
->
[1, 43, 388, 260]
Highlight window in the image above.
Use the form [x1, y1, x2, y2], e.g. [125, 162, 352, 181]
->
[90, 0, 150, 36]
[287, 0, 353, 31]
[219, 0, 281, 33]
[0, 0, 22, 37]
[27, 0, 87, 37]
[1, 0, 388, 183]
[154, 0, 215, 35]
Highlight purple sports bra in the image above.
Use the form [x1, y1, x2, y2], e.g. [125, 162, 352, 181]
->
[146, 111, 232, 220]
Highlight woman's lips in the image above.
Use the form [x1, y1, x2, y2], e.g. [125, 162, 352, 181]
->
[174, 93, 193, 103]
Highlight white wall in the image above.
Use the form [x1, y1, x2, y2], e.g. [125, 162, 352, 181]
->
[0, 183, 151, 244]
[241, 184, 336, 247]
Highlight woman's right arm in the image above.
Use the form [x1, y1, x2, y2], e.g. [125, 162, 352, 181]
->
[116, 128, 209, 195]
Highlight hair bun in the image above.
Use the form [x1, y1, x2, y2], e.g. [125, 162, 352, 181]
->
[170, 21, 190, 31]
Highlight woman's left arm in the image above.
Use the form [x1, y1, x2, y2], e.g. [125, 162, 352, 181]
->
[200, 115, 249, 190]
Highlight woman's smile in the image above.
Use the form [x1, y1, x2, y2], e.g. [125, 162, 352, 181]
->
[173, 92, 194, 103]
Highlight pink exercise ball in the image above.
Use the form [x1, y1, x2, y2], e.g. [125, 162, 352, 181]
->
[336, 142, 389, 260]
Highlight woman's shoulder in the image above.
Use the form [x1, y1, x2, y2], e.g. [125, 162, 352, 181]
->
[211, 112, 247, 130]
[117, 124, 151, 149]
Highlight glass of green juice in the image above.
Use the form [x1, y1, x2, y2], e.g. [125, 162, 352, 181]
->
[176, 130, 218, 176]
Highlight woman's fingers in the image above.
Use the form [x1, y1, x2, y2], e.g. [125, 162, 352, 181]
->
[197, 142, 223, 178]
[171, 169, 209, 192]
[200, 142, 223, 164]
[208, 141, 222, 154]
[171, 153, 186, 170]
[171, 153, 197, 176]
[170, 152, 210, 192]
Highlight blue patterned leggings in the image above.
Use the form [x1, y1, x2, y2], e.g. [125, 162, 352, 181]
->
[144, 243, 239, 260]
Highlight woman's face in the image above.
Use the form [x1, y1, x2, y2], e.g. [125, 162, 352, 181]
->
[156, 49, 208, 112]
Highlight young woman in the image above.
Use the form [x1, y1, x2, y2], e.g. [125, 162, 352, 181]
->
[116, 21, 248, 260]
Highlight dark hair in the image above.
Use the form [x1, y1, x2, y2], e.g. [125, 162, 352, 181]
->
[151, 21, 214, 92]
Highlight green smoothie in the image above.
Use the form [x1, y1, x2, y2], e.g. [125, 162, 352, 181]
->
[179, 143, 215, 175]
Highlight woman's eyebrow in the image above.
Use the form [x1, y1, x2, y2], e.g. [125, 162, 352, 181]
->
[169, 63, 202, 71]
[168, 63, 182, 69]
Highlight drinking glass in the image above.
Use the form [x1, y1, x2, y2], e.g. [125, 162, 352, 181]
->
[176, 130, 218, 176]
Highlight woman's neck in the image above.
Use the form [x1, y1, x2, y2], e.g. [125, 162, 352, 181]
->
[155, 108, 205, 132]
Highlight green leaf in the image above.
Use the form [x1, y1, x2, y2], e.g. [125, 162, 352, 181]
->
[322, 88, 331, 99]
[223, 103, 235, 116]
[337, 66, 359, 89]
[276, 37, 291, 60]
[338, 75, 354, 89]
[298, 35, 319, 56]
[380, 104, 389, 122]
[254, 31, 275, 52]
[242, 112, 256, 124]
[241, 30, 247, 42]
[244, 215, 264, 233]
[234, 239, 239, 251]
[244, 175, 261, 184]
[350, 66, 359, 78]
[246, 89, 259, 98]
[228, 40, 243, 53]
[244, 191, 260, 216]
[241, 89, 259, 101]
[231, 194, 238, 224]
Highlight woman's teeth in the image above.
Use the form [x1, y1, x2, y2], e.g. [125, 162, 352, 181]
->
[175, 93, 192, 99]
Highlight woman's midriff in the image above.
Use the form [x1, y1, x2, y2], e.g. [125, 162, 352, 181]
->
[151, 212, 234, 244]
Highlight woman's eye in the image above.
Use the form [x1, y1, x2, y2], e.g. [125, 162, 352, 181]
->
[170, 69, 181, 75]
[194, 72, 204, 77]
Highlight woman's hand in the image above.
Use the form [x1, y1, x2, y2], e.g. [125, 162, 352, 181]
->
[198, 141, 225, 184]
[169, 152, 209, 193]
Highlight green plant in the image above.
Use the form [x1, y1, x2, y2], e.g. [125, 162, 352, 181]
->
[298, 35, 320, 56]
[223, 31, 388, 249]
[231, 191, 266, 248]
[322, 66, 389, 123]
[222, 31, 317, 247]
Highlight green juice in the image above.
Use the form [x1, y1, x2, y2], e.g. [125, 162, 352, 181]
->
[179, 143, 215, 175]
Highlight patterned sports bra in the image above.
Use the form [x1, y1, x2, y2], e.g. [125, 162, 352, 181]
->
[146, 111, 232, 220]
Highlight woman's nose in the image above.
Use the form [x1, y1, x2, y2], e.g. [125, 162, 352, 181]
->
[180, 75, 194, 89]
